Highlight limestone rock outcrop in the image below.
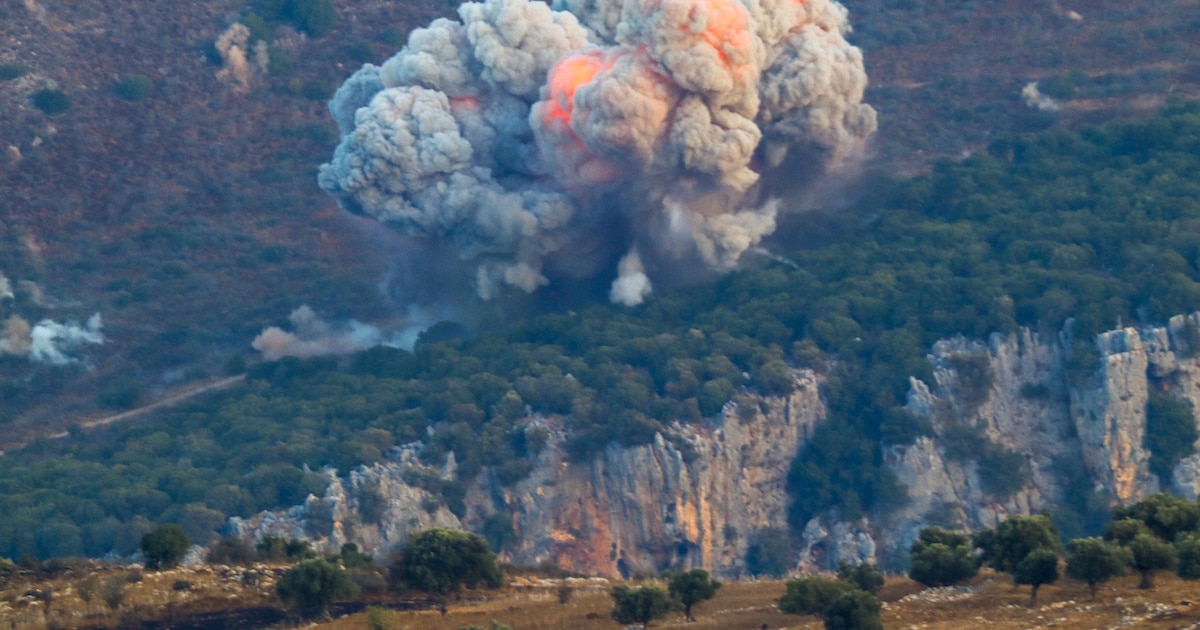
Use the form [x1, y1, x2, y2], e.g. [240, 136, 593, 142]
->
[232, 370, 824, 577]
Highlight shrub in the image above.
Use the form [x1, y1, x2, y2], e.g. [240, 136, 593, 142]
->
[610, 585, 676, 627]
[822, 589, 883, 630]
[0, 63, 28, 81]
[1143, 393, 1198, 482]
[114, 75, 153, 101]
[31, 89, 70, 115]
[746, 527, 792, 577]
[390, 528, 504, 613]
[208, 537, 257, 564]
[141, 524, 189, 570]
[777, 577, 854, 616]
[276, 558, 360, 614]
[837, 561, 884, 595]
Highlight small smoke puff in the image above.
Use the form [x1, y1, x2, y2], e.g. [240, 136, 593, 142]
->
[0, 315, 32, 357]
[0, 274, 13, 300]
[253, 305, 402, 360]
[609, 251, 652, 306]
[1021, 82, 1060, 112]
[216, 23, 253, 92]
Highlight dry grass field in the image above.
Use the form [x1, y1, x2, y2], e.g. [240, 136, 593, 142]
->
[318, 571, 1200, 630]
[9, 563, 1200, 629]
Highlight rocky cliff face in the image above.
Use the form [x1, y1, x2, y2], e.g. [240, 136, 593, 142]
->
[232, 370, 825, 578]
[233, 315, 1200, 576]
[800, 313, 1200, 570]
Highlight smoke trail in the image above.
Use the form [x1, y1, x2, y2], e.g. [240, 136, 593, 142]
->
[320, 0, 875, 304]
[252, 305, 424, 360]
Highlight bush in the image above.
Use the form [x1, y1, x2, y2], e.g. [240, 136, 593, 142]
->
[1176, 533, 1200, 580]
[141, 524, 189, 570]
[276, 558, 360, 614]
[390, 528, 503, 613]
[1144, 393, 1198, 482]
[909, 527, 980, 587]
[0, 63, 28, 81]
[837, 561, 884, 595]
[172, 579, 192, 591]
[746, 527, 792, 577]
[114, 75, 153, 101]
[208, 537, 257, 564]
[822, 589, 883, 630]
[777, 577, 854, 616]
[31, 89, 70, 115]
[610, 585, 676, 627]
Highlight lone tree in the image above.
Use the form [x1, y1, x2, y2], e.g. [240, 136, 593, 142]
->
[1014, 548, 1059, 606]
[1065, 537, 1131, 599]
[141, 524, 189, 570]
[974, 514, 1059, 579]
[390, 528, 504, 613]
[777, 577, 854, 616]
[909, 527, 980, 588]
[610, 584, 677, 627]
[276, 558, 360, 617]
[822, 590, 883, 630]
[1129, 533, 1177, 589]
[667, 569, 721, 621]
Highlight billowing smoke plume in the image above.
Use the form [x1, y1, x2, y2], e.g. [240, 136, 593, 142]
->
[320, 0, 875, 306]
[0, 313, 105, 365]
[252, 305, 420, 360]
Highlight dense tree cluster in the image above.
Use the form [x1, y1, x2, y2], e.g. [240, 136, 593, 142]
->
[1, 101, 1200, 559]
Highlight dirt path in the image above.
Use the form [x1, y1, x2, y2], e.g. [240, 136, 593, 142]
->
[0, 374, 246, 455]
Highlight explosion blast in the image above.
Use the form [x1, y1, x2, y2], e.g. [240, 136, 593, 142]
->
[319, 0, 875, 306]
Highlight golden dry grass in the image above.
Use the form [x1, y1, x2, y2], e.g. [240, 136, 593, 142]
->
[0, 562, 281, 629]
[320, 570, 1200, 630]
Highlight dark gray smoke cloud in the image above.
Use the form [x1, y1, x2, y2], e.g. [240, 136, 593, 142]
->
[319, 0, 875, 306]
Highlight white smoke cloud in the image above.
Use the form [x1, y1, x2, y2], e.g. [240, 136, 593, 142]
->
[609, 251, 652, 306]
[0, 313, 105, 365]
[1021, 82, 1060, 112]
[320, 0, 875, 305]
[216, 23, 253, 93]
[0, 273, 13, 301]
[252, 305, 421, 361]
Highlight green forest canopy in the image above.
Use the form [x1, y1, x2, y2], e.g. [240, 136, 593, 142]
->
[3, 99, 1200, 560]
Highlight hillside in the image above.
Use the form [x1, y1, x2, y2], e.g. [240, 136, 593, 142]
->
[0, 0, 1198, 443]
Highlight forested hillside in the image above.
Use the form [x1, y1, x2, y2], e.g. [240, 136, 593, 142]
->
[3, 101, 1200, 560]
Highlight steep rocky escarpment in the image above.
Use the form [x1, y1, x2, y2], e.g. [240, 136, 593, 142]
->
[233, 370, 825, 578]
[801, 314, 1200, 570]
